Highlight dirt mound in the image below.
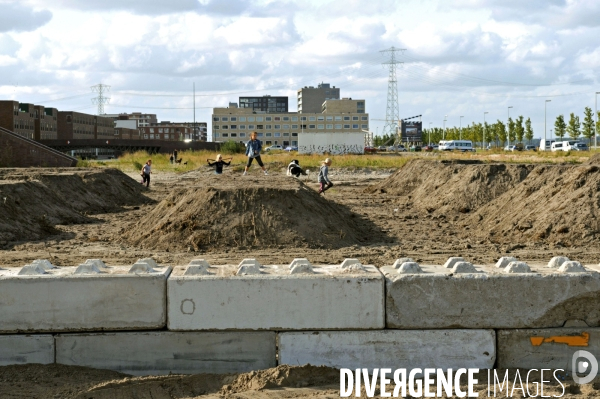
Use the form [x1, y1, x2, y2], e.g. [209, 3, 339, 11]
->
[0, 168, 151, 244]
[367, 159, 533, 214]
[125, 174, 386, 251]
[466, 163, 600, 244]
[586, 153, 600, 165]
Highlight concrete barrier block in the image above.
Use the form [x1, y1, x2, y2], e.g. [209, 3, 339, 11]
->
[559, 261, 587, 273]
[18, 264, 47, 275]
[397, 262, 422, 274]
[393, 258, 414, 268]
[497, 328, 600, 370]
[56, 331, 276, 376]
[504, 261, 532, 274]
[548, 256, 570, 269]
[279, 330, 495, 371]
[31, 259, 56, 270]
[495, 257, 517, 268]
[84, 259, 107, 269]
[382, 263, 600, 329]
[74, 263, 102, 275]
[0, 335, 54, 366]
[443, 257, 464, 269]
[168, 263, 384, 330]
[452, 262, 478, 273]
[0, 262, 171, 333]
[288, 258, 312, 269]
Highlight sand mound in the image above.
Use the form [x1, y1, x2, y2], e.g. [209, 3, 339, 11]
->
[0, 168, 150, 244]
[125, 174, 386, 251]
[367, 159, 533, 214]
[467, 163, 600, 244]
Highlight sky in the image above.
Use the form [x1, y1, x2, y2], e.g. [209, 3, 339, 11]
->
[1, 0, 600, 141]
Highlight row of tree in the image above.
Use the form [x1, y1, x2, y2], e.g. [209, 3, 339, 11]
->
[413, 108, 600, 146]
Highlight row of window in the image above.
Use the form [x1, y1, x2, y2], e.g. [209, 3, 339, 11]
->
[142, 134, 177, 140]
[214, 132, 298, 138]
[13, 121, 34, 130]
[214, 124, 368, 130]
[144, 128, 187, 133]
[213, 115, 368, 122]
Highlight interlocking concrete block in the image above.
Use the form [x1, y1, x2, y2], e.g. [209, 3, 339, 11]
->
[56, 331, 276, 376]
[0, 261, 171, 333]
[279, 330, 495, 371]
[31, 259, 56, 270]
[559, 261, 587, 273]
[495, 257, 517, 268]
[288, 258, 312, 269]
[548, 256, 570, 269]
[184, 260, 210, 276]
[382, 263, 600, 329]
[0, 335, 54, 366]
[168, 263, 384, 330]
[497, 328, 600, 370]
[504, 261, 532, 274]
[393, 258, 414, 268]
[397, 262, 422, 274]
[452, 262, 478, 273]
[443, 257, 465, 269]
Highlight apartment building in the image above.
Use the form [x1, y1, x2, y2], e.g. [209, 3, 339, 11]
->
[239, 95, 288, 113]
[0, 101, 37, 140]
[297, 83, 340, 113]
[114, 127, 140, 140]
[138, 123, 191, 141]
[212, 98, 369, 147]
[104, 112, 157, 127]
[34, 105, 58, 140]
[57, 112, 115, 140]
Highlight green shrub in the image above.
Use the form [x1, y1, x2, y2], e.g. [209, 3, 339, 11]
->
[132, 160, 143, 171]
[220, 140, 245, 154]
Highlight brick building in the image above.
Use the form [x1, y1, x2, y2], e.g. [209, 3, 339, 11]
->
[34, 105, 58, 141]
[114, 127, 140, 140]
[0, 127, 77, 167]
[0, 100, 36, 140]
[57, 111, 116, 140]
[138, 124, 191, 141]
[104, 112, 157, 127]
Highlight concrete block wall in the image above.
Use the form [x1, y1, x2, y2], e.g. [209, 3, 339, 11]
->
[0, 257, 599, 376]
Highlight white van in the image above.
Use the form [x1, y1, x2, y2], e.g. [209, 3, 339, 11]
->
[438, 140, 474, 152]
[550, 142, 564, 152]
[539, 139, 555, 151]
[563, 141, 589, 151]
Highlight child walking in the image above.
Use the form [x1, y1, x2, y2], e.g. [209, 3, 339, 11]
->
[207, 154, 231, 174]
[140, 159, 152, 187]
[318, 158, 333, 195]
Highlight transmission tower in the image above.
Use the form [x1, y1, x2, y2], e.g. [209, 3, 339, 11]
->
[380, 47, 405, 141]
[91, 83, 111, 115]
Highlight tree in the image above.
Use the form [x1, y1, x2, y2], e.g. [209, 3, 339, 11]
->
[515, 116, 525, 143]
[554, 115, 566, 140]
[582, 107, 595, 142]
[566, 113, 581, 140]
[524, 118, 534, 144]
[496, 120, 507, 146]
[507, 117, 515, 143]
[483, 121, 491, 147]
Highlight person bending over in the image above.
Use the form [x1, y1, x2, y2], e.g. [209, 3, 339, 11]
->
[207, 154, 231, 174]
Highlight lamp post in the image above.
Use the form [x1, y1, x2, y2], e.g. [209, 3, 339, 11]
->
[544, 100, 551, 151]
[429, 122, 432, 145]
[484, 112, 488, 149]
[460, 116, 464, 140]
[443, 115, 447, 140]
[596, 92, 599, 150]
[507, 106, 513, 148]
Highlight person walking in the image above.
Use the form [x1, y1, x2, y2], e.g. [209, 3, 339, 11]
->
[173, 149, 178, 163]
[207, 154, 231, 174]
[243, 131, 268, 175]
[140, 159, 152, 188]
[317, 158, 333, 195]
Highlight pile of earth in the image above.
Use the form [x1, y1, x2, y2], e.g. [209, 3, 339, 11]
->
[366, 159, 533, 214]
[124, 174, 388, 251]
[0, 168, 150, 244]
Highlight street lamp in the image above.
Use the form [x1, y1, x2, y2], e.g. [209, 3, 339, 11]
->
[596, 92, 600, 150]
[429, 122, 432, 145]
[484, 112, 489, 149]
[544, 100, 551, 151]
[460, 116, 464, 140]
[507, 106, 513, 148]
[443, 115, 447, 140]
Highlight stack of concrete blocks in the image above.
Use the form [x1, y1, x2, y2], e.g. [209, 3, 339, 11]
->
[1, 255, 600, 377]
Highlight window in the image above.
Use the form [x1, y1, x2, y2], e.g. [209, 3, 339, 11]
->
[362, 124, 368, 129]
[222, 117, 228, 122]
[344, 116, 350, 121]
[266, 132, 272, 137]
[352, 124, 359, 129]
[256, 117, 263, 122]
[213, 117, 219, 121]
[326, 116, 333, 121]
[230, 133, 237, 137]
[353, 116, 359, 121]
[309, 124, 316, 129]
[283, 132, 290, 136]
[358, 110, 365, 113]
[326, 124, 333, 129]
[335, 116, 342, 121]
[274, 132, 281, 137]
[291, 116, 298, 121]
[248, 125, 255, 129]
[257, 132, 264, 137]
[291, 124, 298, 129]
[301, 116, 307, 121]
[292, 132, 298, 137]
[230, 117, 237, 122]
[292, 140, 297, 145]
[344, 124, 350, 129]
[357, 101, 364, 106]
[143, 134, 148, 139]
[248, 117, 255, 122]
[266, 117, 272, 121]
[317, 116, 324, 121]
[362, 116, 368, 121]
[274, 124, 281, 129]
[309, 116, 316, 121]
[240, 133, 246, 137]
[231, 124, 237, 129]
[274, 117, 280, 121]
[335, 124, 342, 129]
[222, 125, 228, 130]
[283, 124, 289, 129]
[150, 134, 155, 139]
[150, 128, 155, 133]
[222, 133, 229, 137]
[256, 125, 264, 129]
[317, 124, 324, 129]
[240, 117, 246, 122]
[266, 141, 272, 145]
[283, 116, 289, 121]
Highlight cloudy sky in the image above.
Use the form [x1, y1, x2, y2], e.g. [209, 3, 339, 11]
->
[1, 0, 599, 140]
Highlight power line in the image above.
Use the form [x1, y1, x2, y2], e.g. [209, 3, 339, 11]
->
[91, 84, 111, 115]
[380, 46, 405, 139]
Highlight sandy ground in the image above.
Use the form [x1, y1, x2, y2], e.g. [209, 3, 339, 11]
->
[2, 162, 600, 397]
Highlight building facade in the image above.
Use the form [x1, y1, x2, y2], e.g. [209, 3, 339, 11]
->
[297, 83, 340, 113]
[0, 101, 37, 140]
[104, 112, 157, 127]
[239, 96, 288, 113]
[212, 98, 369, 148]
[34, 106, 58, 141]
[138, 124, 191, 141]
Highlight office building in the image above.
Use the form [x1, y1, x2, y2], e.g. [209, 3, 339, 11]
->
[239, 96, 288, 113]
[297, 83, 340, 113]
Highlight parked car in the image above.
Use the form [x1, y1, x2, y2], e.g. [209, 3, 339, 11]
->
[550, 142, 564, 152]
[524, 145, 537, 151]
[397, 145, 407, 152]
[564, 142, 589, 151]
[364, 146, 377, 153]
[265, 145, 283, 151]
[377, 146, 387, 152]
[387, 146, 397, 151]
[284, 146, 298, 152]
[504, 145, 517, 151]
[423, 145, 434, 152]
[409, 145, 422, 152]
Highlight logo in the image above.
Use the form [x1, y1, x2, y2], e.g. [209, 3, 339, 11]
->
[572, 350, 598, 385]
